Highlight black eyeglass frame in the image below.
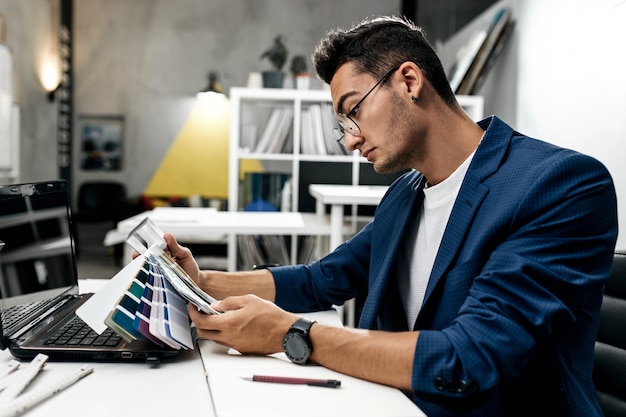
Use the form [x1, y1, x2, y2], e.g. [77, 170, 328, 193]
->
[333, 66, 400, 145]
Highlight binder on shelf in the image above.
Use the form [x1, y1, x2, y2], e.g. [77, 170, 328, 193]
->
[300, 108, 315, 155]
[470, 18, 515, 95]
[267, 108, 294, 154]
[255, 108, 283, 153]
[454, 7, 512, 95]
[253, 107, 294, 154]
[237, 235, 290, 270]
[320, 102, 347, 156]
[240, 124, 258, 152]
[297, 235, 317, 264]
[243, 172, 291, 212]
[309, 104, 327, 155]
[240, 172, 292, 269]
[448, 25, 489, 93]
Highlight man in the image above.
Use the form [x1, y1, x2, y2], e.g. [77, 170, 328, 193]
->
[168, 16, 617, 416]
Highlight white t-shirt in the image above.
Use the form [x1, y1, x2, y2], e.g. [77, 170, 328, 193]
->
[397, 151, 476, 328]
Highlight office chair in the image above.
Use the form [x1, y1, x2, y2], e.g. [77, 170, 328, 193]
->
[73, 181, 130, 261]
[593, 251, 626, 417]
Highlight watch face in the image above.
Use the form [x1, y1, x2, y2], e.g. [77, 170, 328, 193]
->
[283, 333, 310, 364]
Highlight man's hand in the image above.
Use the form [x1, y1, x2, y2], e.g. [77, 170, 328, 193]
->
[162, 232, 201, 283]
[187, 294, 298, 355]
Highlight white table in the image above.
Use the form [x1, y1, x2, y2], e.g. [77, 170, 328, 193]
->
[308, 185, 388, 327]
[0, 280, 425, 417]
[104, 207, 338, 271]
[308, 184, 388, 250]
[0, 279, 213, 417]
[197, 309, 425, 417]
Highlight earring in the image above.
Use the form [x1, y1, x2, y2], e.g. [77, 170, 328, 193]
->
[411, 96, 419, 103]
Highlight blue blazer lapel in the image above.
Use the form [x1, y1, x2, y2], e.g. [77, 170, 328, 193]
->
[415, 116, 514, 328]
[359, 175, 425, 329]
[419, 177, 488, 315]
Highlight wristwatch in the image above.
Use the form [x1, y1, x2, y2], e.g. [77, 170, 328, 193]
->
[282, 317, 316, 365]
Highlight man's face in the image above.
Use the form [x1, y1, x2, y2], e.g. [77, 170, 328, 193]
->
[329, 63, 421, 174]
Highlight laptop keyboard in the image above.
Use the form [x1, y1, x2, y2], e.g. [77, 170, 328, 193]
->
[2, 299, 57, 335]
[44, 315, 122, 347]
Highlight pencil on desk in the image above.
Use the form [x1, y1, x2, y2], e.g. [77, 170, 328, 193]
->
[241, 374, 341, 388]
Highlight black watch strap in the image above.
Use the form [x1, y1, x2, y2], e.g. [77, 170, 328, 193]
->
[290, 317, 315, 334]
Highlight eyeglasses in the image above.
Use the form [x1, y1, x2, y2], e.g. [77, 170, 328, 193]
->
[333, 66, 399, 145]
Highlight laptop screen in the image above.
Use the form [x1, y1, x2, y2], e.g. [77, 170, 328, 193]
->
[0, 181, 78, 314]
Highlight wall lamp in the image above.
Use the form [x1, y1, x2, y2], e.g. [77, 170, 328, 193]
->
[196, 72, 226, 100]
[39, 0, 61, 101]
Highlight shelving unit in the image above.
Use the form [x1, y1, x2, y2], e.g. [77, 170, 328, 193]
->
[0, 205, 73, 303]
[228, 87, 484, 269]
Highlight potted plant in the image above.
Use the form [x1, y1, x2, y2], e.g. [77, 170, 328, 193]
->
[260, 34, 288, 88]
[290, 54, 311, 90]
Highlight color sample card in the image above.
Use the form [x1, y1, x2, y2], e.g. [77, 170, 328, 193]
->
[104, 265, 150, 342]
[132, 262, 164, 347]
[148, 255, 192, 350]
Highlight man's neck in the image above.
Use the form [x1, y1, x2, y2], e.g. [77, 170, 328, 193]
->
[419, 108, 484, 186]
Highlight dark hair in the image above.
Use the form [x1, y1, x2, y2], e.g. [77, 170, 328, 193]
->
[312, 15, 455, 104]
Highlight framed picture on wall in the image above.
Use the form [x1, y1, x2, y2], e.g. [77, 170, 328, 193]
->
[79, 114, 124, 171]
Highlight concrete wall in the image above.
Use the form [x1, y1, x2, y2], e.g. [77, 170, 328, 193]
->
[0, 0, 399, 203]
[514, 0, 626, 248]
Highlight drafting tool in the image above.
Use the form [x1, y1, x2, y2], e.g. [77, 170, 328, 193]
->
[0, 359, 20, 380]
[0, 364, 94, 417]
[0, 360, 21, 391]
[0, 353, 48, 401]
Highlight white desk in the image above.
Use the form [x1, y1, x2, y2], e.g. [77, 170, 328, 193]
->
[308, 184, 388, 250]
[104, 207, 338, 271]
[308, 185, 388, 327]
[198, 309, 425, 417]
[0, 279, 212, 417]
[0, 280, 425, 417]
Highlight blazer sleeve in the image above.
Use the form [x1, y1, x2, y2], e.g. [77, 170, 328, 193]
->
[271, 221, 373, 312]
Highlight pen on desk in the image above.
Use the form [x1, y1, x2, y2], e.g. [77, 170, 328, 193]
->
[241, 375, 341, 388]
[0, 365, 94, 417]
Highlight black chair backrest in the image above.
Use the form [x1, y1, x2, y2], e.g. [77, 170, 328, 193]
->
[77, 181, 127, 222]
[594, 251, 626, 417]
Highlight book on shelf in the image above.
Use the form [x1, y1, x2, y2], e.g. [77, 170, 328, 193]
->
[242, 172, 291, 212]
[453, 7, 513, 95]
[254, 107, 293, 153]
[268, 108, 294, 153]
[470, 18, 515, 95]
[238, 172, 295, 269]
[448, 24, 489, 93]
[300, 108, 315, 154]
[297, 235, 317, 264]
[301, 103, 347, 156]
[240, 124, 258, 152]
[237, 235, 291, 270]
[309, 104, 327, 155]
[320, 102, 348, 155]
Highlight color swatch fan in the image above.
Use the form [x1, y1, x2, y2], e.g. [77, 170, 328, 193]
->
[84, 218, 221, 350]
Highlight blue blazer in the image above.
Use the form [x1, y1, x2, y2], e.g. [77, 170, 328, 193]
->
[273, 116, 618, 417]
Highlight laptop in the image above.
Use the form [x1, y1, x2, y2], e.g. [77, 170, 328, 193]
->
[0, 180, 179, 362]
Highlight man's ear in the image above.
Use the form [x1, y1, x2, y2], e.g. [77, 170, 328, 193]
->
[397, 62, 424, 101]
